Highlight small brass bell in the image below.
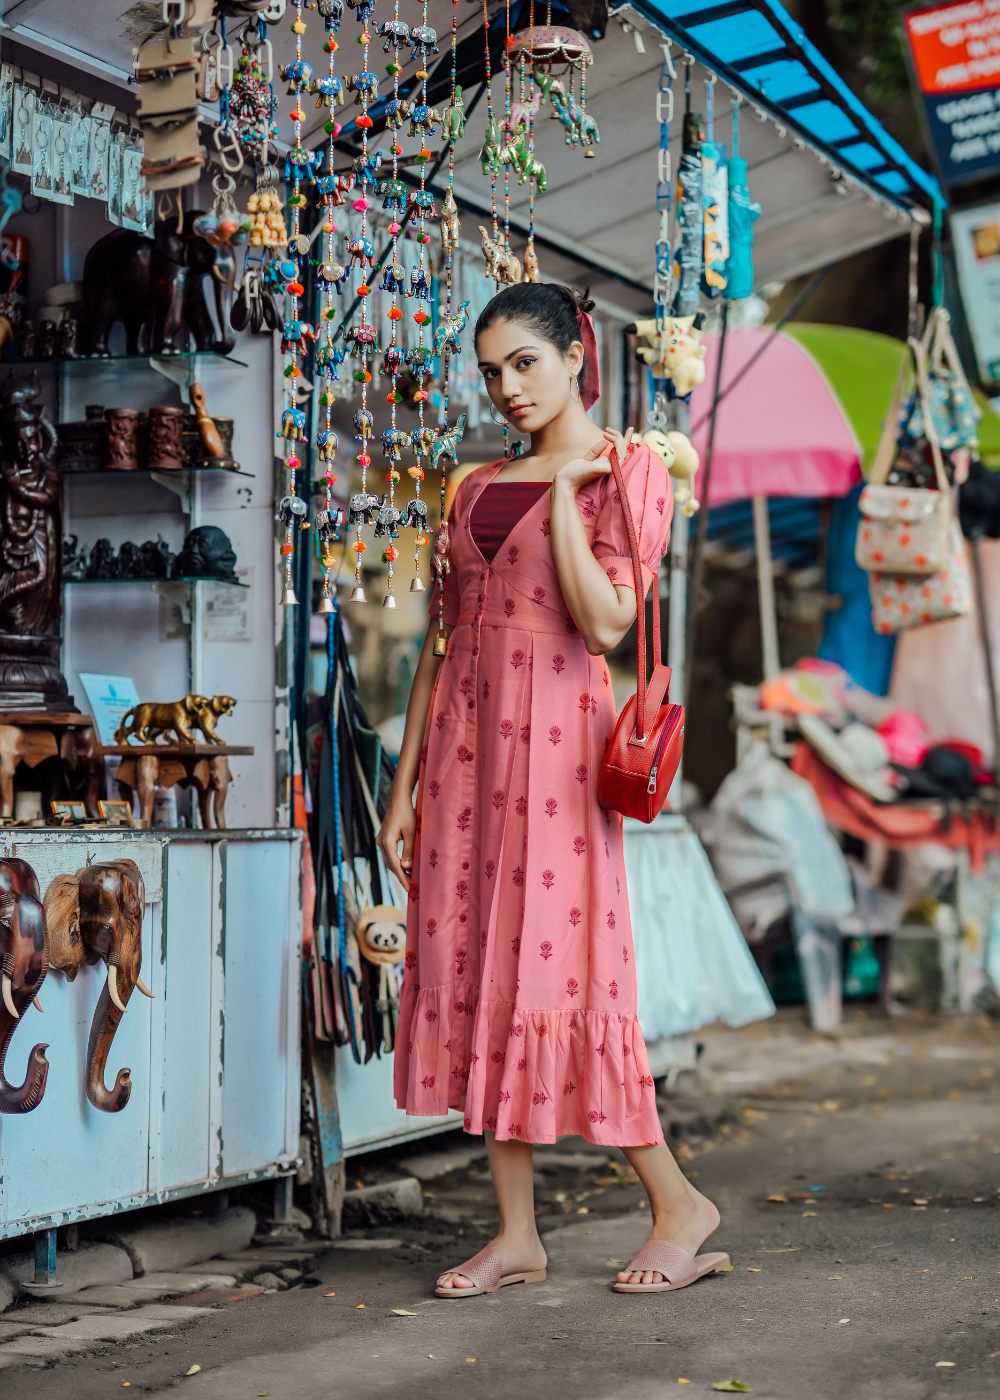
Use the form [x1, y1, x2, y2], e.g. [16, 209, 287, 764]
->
[349, 583, 367, 604]
[280, 584, 298, 606]
[318, 593, 335, 614]
[382, 592, 398, 610]
[409, 575, 426, 593]
[433, 632, 448, 656]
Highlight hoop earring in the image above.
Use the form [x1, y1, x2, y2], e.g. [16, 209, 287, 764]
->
[570, 376, 581, 403]
[489, 402, 507, 426]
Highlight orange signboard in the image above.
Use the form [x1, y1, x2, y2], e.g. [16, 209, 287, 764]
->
[905, 0, 1000, 94]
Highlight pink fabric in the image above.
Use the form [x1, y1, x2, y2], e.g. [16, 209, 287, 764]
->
[448, 1248, 502, 1289]
[687, 328, 862, 507]
[577, 310, 601, 410]
[470, 482, 550, 564]
[396, 446, 670, 1146]
[876, 710, 931, 768]
[626, 1240, 697, 1283]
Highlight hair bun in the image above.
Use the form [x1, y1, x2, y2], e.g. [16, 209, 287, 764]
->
[575, 290, 596, 315]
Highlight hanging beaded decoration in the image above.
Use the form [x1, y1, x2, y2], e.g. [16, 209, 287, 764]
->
[345, 0, 380, 605]
[275, 0, 314, 608]
[315, 0, 347, 615]
[646, 39, 675, 437]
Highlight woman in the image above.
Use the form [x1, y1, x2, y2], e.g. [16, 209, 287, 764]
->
[378, 283, 727, 1297]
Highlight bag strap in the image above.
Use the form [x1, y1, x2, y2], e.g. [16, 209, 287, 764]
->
[606, 445, 663, 743]
[909, 335, 951, 497]
[868, 358, 909, 486]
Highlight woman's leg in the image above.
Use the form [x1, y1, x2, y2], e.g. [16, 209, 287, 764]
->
[616, 1142, 721, 1286]
[436, 1133, 548, 1290]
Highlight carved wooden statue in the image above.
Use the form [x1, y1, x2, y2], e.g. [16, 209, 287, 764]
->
[0, 858, 49, 1114]
[0, 380, 73, 709]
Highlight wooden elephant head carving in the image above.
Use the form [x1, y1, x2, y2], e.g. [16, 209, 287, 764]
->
[44, 859, 151, 1112]
[0, 858, 49, 1114]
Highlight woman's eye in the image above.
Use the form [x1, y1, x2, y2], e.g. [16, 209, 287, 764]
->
[516, 357, 535, 370]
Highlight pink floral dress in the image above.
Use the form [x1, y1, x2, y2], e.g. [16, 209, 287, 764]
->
[394, 444, 671, 1145]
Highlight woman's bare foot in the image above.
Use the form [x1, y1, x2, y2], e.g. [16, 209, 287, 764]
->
[436, 1229, 547, 1292]
[616, 1187, 721, 1287]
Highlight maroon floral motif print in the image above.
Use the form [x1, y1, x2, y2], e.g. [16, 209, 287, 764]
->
[563, 1082, 576, 1095]
[552, 654, 566, 674]
[426, 917, 437, 937]
[609, 980, 619, 1000]
[485, 1115, 497, 1130]
[606, 565, 618, 581]
[517, 1059, 526, 1071]
[607, 910, 616, 930]
[485, 859, 496, 880]
[498, 1090, 511, 1104]
[511, 649, 525, 670]
[656, 495, 665, 515]
[545, 798, 558, 819]
[507, 544, 519, 566]
[513, 867, 524, 887]
[568, 1018, 577, 1030]
[567, 977, 579, 997]
[515, 795, 527, 815]
[405, 952, 417, 969]
[492, 1050, 505, 1064]
[603, 669, 610, 686]
[593, 528, 602, 542]
[573, 836, 586, 856]
[616, 876, 621, 895]
[520, 724, 531, 744]
[588, 1109, 608, 1124]
[425, 1009, 438, 1022]
[504, 597, 516, 618]
[492, 789, 505, 810]
[622, 1044, 631, 1059]
[509, 1123, 523, 1138]
[428, 848, 439, 869]
[434, 712, 445, 730]
[540, 940, 553, 959]
[457, 808, 471, 831]
[511, 936, 521, 955]
[510, 1022, 524, 1037]
[605, 841, 609, 858]
[459, 675, 472, 697]
[480, 928, 488, 949]
[579, 496, 597, 520]
[538, 1023, 548, 1036]
[541, 869, 555, 890]
[483, 679, 491, 699]
[541, 517, 551, 536]
[569, 907, 582, 927]
[640, 1075, 654, 1089]
[575, 764, 587, 785]
[579, 693, 597, 714]
[421, 1075, 435, 1088]
[500, 718, 514, 740]
[456, 744, 474, 764]
[456, 951, 468, 976]
[533, 586, 546, 604]
[549, 726, 562, 746]
[596, 1042, 606, 1056]
[420, 744, 428, 764]
[429, 780, 441, 800]
[622, 944, 629, 964]
[456, 879, 469, 900]
[532, 1092, 548, 1105]
[407, 884, 420, 903]
[566, 616, 578, 634]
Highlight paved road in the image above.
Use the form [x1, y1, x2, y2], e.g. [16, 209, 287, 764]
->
[7, 1013, 1000, 1399]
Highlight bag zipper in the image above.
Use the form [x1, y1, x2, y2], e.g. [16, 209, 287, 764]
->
[646, 706, 684, 795]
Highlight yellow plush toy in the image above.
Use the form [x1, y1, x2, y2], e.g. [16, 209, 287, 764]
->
[640, 428, 701, 517]
[632, 316, 707, 398]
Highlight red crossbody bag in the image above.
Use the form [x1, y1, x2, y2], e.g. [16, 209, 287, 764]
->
[596, 448, 685, 823]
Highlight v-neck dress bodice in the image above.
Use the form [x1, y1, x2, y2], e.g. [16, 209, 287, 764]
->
[393, 446, 673, 1145]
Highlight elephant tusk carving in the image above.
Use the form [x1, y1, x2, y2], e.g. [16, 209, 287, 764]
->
[2, 973, 17, 1020]
[107, 965, 127, 1014]
[32, 995, 42, 1013]
[135, 975, 154, 999]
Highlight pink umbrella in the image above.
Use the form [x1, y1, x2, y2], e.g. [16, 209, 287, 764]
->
[687, 327, 864, 508]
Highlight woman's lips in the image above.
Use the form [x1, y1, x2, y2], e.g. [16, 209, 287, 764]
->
[507, 404, 530, 417]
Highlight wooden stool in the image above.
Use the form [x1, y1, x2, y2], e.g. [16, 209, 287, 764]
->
[0, 712, 105, 818]
[101, 744, 254, 828]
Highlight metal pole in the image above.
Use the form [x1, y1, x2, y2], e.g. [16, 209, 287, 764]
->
[753, 495, 780, 680]
[667, 401, 689, 808]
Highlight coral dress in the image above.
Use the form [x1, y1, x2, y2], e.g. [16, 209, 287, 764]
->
[394, 445, 671, 1145]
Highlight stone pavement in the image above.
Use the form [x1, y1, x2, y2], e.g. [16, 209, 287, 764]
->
[2, 1008, 999, 1399]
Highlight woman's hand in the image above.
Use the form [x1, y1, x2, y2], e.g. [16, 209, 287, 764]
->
[551, 426, 634, 496]
[377, 791, 417, 892]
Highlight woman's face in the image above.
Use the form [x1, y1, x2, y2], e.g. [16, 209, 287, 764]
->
[476, 317, 585, 435]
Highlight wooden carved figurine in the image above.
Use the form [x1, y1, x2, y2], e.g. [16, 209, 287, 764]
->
[0, 858, 49, 1114]
[44, 860, 151, 1113]
[0, 379, 74, 709]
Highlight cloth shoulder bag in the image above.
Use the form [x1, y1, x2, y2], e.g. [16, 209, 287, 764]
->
[855, 336, 952, 577]
[597, 449, 684, 822]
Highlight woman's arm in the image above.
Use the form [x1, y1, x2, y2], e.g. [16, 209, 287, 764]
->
[549, 427, 637, 655]
[376, 618, 451, 889]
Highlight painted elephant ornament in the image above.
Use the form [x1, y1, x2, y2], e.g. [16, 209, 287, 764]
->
[45, 859, 152, 1113]
[0, 858, 49, 1114]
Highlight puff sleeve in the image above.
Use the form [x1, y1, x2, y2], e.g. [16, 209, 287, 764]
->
[589, 444, 672, 596]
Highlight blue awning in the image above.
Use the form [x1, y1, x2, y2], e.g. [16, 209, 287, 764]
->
[615, 0, 942, 211]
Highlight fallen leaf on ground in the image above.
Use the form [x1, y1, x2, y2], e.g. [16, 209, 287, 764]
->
[607, 1257, 622, 1264]
[914, 1199, 929, 1206]
[551, 1334, 568, 1339]
[761, 1248, 799, 1254]
[935, 1362, 955, 1368]
[678, 1378, 692, 1384]
[827, 1276, 842, 1281]
[577, 1207, 589, 1215]
[324, 1291, 336, 1297]
[713, 1380, 752, 1392]
[465, 1357, 476, 1364]
[746, 1267, 761, 1272]
[718, 1265, 734, 1272]
[838, 1319, 850, 1325]
[765, 1194, 787, 1204]
[185, 1366, 201, 1376]
[357, 1304, 366, 1309]
[988, 1351, 1000, 1358]
[803, 1212, 817, 1218]
[392, 1310, 419, 1316]
[883, 1203, 896, 1210]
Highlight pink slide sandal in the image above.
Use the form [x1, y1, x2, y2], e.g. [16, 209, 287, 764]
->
[435, 1247, 547, 1298]
[612, 1239, 730, 1293]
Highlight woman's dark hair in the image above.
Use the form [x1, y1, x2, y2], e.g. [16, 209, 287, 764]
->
[475, 282, 595, 381]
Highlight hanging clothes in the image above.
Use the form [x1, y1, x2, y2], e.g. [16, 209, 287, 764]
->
[819, 483, 897, 696]
[672, 110, 705, 319]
